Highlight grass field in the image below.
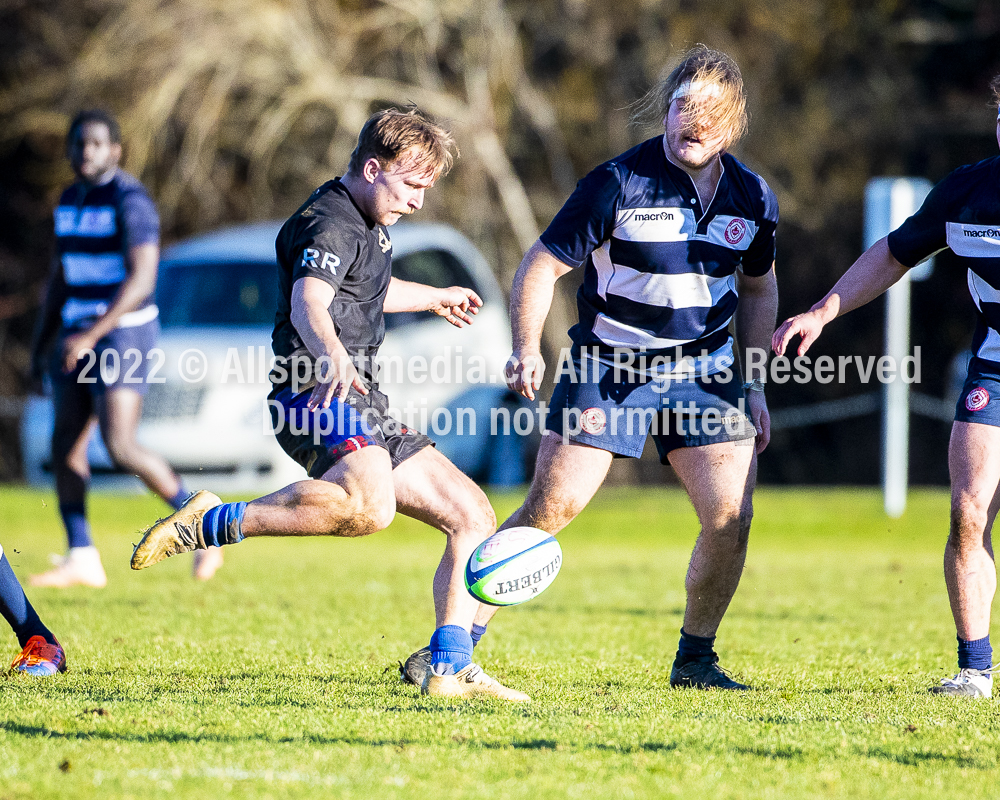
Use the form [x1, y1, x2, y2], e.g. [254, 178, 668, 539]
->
[0, 485, 998, 799]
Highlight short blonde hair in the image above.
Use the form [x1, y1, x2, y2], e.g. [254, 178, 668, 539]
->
[991, 74, 1000, 117]
[348, 107, 458, 177]
[633, 45, 748, 151]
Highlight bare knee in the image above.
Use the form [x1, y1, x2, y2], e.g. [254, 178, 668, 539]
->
[103, 433, 143, 472]
[949, 496, 989, 551]
[340, 489, 396, 537]
[518, 484, 585, 535]
[705, 504, 752, 549]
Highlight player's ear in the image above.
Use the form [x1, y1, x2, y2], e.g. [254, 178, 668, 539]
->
[361, 157, 381, 184]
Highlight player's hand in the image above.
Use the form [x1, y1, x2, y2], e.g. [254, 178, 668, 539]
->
[745, 390, 770, 454]
[431, 287, 482, 328]
[61, 331, 97, 374]
[307, 352, 367, 409]
[772, 310, 826, 357]
[504, 350, 545, 401]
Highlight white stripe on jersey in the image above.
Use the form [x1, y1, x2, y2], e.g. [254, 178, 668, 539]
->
[968, 270, 1000, 309]
[947, 222, 1000, 258]
[616, 207, 691, 241]
[62, 253, 127, 286]
[604, 267, 735, 309]
[61, 299, 158, 329]
[592, 243, 614, 300]
[62, 298, 108, 326]
[55, 205, 117, 237]
[585, 326, 736, 378]
[613, 208, 758, 252]
[591, 312, 732, 351]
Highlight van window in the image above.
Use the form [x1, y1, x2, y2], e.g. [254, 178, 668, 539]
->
[157, 262, 279, 327]
[386, 249, 477, 331]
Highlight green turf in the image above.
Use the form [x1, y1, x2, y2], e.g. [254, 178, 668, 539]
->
[0, 485, 998, 799]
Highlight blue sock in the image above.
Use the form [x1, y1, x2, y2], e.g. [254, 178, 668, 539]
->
[0, 551, 54, 648]
[200, 502, 247, 547]
[59, 502, 92, 549]
[471, 623, 488, 648]
[676, 627, 717, 665]
[429, 625, 473, 675]
[168, 484, 192, 511]
[958, 635, 993, 671]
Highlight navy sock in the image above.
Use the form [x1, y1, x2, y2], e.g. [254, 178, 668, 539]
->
[430, 625, 473, 675]
[676, 628, 717, 665]
[59, 502, 92, 549]
[200, 502, 247, 547]
[0, 550, 54, 648]
[168, 484, 192, 511]
[471, 623, 488, 648]
[957, 635, 993, 671]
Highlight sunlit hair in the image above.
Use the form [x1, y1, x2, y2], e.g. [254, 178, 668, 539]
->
[67, 109, 122, 145]
[631, 45, 748, 151]
[348, 107, 458, 178]
[991, 73, 1000, 118]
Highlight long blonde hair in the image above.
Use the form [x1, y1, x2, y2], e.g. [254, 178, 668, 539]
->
[632, 45, 748, 151]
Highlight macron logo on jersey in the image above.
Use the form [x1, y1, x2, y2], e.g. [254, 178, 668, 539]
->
[301, 248, 340, 274]
[947, 223, 1000, 258]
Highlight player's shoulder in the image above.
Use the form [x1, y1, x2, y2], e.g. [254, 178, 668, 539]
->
[110, 169, 153, 199]
[722, 153, 778, 216]
[294, 180, 364, 228]
[939, 155, 1000, 193]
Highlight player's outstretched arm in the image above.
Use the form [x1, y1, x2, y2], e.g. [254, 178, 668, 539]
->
[772, 237, 910, 357]
[384, 278, 482, 327]
[504, 241, 574, 401]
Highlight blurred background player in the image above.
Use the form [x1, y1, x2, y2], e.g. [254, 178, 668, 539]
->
[773, 75, 1000, 699]
[404, 45, 779, 691]
[130, 108, 527, 700]
[1, 542, 65, 675]
[28, 109, 221, 586]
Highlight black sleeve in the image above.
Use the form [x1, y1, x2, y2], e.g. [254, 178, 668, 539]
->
[740, 176, 779, 277]
[886, 176, 953, 268]
[539, 162, 622, 267]
[285, 215, 363, 292]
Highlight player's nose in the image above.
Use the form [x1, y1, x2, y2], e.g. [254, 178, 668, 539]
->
[409, 189, 424, 210]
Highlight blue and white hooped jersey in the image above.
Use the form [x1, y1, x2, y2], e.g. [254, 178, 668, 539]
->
[888, 156, 1000, 369]
[539, 137, 778, 375]
[54, 169, 159, 331]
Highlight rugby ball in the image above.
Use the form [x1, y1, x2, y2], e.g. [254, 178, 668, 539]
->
[465, 526, 562, 607]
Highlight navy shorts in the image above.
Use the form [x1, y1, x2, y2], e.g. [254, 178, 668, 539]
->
[954, 358, 1000, 428]
[51, 319, 159, 400]
[544, 350, 755, 463]
[268, 384, 433, 478]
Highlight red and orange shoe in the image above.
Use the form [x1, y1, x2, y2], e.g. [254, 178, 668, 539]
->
[10, 636, 66, 676]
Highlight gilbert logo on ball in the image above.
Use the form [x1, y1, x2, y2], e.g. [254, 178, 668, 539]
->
[465, 527, 562, 607]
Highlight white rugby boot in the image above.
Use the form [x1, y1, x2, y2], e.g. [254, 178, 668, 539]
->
[29, 546, 107, 588]
[929, 667, 995, 698]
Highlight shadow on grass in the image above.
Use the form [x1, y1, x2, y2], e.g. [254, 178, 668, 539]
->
[0, 721, 678, 754]
[860, 746, 996, 770]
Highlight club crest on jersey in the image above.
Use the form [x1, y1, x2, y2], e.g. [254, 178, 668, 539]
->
[378, 227, 392, 254]
[301, 248, 340, 274]
[965, 387, 990, 412]
[580, 407, 607, 435]
[724, 218, 748, 246]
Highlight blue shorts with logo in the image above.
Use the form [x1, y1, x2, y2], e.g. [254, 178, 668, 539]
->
[51, 319, 159, 400]
[954, 358, 1000, 428]
[269, 383, 433, 478]
[544, 350, 756, 463]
